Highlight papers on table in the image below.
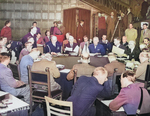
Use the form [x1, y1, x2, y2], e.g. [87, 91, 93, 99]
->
[0, 91, 29, 114]
[0, 91, 9, 97]
[56, 64, 65, 69]
[73, 46, 79, 54]
[89, 53, 96, 56]
[112, 46, 125, 56]
[69, 52, 78, 56]
[37, 44, 43, 46]
[101, 100, 124, 112]
[65, 47, 72, 52]
[60, 69, 71, 73]
[57, 53, 64, 56]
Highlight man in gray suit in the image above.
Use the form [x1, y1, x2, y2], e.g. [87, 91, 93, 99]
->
[140, 23, 150, 44]
[0, 52, 30, 104]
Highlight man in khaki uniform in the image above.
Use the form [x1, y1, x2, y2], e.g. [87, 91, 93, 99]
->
[139, 23, 150, 44]
[106, 12, 116, 41]
[125, 23, 137, 42]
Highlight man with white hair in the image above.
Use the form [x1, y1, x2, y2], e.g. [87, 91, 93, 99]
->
[64, 36, 78, 54]
[89, 37, 106, 55]
[21, 27, 37, 48]
[67, 52, 95, 80]
[20, 48, 40, 84]
[44, 35, 61, 55]
[125, 40, 140, 61]
[136, 52, 150, 81]
[104, 55, 125, 77]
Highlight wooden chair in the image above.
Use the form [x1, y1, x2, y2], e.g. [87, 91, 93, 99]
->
[73, 69, 78, 84]
[9, 63, 20, 80]
[136, 64, 150, 92]
[45, 96, 73, 116]
[144, 64, 150, 93]
[28, 65, 62, 115]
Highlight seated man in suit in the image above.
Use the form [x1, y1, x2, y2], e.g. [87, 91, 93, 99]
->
[121, 36, 128, 47]
[109, 71, 150, 115]
[67, 52, 95, 80]
[0, 52, 30, 104]
[136, 52, 149, 81]
[99, 35, 112, 53]
[125, 40, 141, 61]
[64, 36, 78, 54]
[31, 54, 61, 91]
[20, 48, 40, 84]
[67, 67, 112, 116]
[114, 37, 126, 50]
[89, 37, 106, 55]
[79, 35, 90, 56]
[104, 55, 125, 77]
[44, 36, 61, 55]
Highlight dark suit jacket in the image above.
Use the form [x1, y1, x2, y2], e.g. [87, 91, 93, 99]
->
[119, 44, 126, 50]
[125, 46, 141, 61]
[67, 76, 112, 116]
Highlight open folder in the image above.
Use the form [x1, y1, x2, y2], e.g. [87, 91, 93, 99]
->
[112, 46, 125, 56]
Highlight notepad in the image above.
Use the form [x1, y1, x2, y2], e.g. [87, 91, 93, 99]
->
[60, 69, 71, 73]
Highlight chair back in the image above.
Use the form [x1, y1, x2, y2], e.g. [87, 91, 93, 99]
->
[16, 62, 21, 80]
[73, 69, 78, 84]
[144, 64, 150, 89]
[28, 65, 62, 115]
[45, 96, 73, 116]
[28, 65, 51, 103]
[9, 63, 20, 80]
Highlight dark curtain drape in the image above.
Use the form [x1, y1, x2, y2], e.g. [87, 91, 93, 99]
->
[63, 8, 76, 39]
[78, 8, 91, 39]
[63, 8, 91, 39]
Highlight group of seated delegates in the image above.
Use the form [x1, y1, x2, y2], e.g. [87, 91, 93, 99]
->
[0, 52, 30, 104]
